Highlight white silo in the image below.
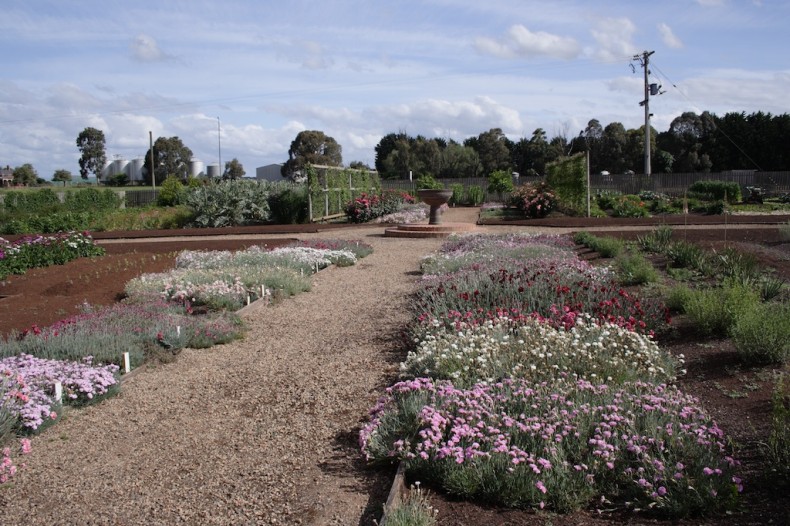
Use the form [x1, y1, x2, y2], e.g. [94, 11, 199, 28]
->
[127, 158, 145, 182]
[112, 158, 130, 177]
[189, 158, 205, 178]
[206, 163, 220, 178]
[100, 160, 113, 180]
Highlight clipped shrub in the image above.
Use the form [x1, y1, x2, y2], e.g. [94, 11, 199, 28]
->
[688, 180, 742, 203]
[731, 303, 790, 364]
[64, 188, 122, 211]
[1, 189, 61, 215]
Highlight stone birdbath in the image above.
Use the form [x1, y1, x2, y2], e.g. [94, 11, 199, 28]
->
[417, 189, 453, 225]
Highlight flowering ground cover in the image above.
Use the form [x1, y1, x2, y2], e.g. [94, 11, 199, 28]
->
[362, 232, 759, 521]
[0, 231, 104, 280]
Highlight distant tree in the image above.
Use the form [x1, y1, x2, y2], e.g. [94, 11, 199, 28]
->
[52, 169, 73, 186]
[223, 158, 245, 180]
[76, 127, 107, 181]
[348, 161, 372, 170]
[142, 136, 193, 185]
[466, 128, 511, 177]
[411, 136, 443, 176]
[439, 142, 480, 178]
[375, 132, 410, 174]
[600, 122, 628, 174]
[381, 137, 413, 179]
[282, 130, 342, 180]
[13, 164, 38, 186]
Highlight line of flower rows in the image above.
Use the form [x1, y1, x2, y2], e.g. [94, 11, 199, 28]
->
[125, 240, 371, 310]
[0, 237, 373, 485]
[0, 231, 105, 280]
[361, 233, 741, 518]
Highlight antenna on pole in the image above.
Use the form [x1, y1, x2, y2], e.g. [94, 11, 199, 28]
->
[632, 50, 656, 175]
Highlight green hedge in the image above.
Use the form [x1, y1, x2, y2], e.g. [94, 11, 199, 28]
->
[688, 180, 742, 203]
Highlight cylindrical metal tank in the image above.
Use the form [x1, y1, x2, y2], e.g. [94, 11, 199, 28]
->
[206, 163, 220, 178]
[189, 158, 205, 178]
[112, 159, 129, 176]
[127, 158, 144, 182]
[101, 160, 113, 180]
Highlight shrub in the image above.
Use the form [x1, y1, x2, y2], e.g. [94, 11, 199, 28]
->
[683, 283, 760, 337]
[731, 303, 790, 364]
[486, 170, 514, 199]
[573, 231, 624, 258]
[688, 180, 742, 203]
[610, 194, 650, 218]
[616, 251, 659, 285]
[157, 176, 186, 206]
[345, 190, 413, 223]
[64, 188, 122, 212]
[508, 181, 557, 219]
[449, 183, 465, 206]
[466, 185, 485, 206]
[665, 285, 694, 313]
[185, 179, 271, 227]
[415, 174, 443, 190]
[268, 184, 309, 224]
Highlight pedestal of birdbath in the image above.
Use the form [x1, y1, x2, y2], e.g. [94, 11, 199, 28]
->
[417, 189, 453, 225]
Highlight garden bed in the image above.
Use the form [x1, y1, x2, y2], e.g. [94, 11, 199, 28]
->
[1, 222, 788, 524]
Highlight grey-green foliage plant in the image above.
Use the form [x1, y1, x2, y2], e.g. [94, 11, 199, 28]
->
[185, 179, 271, 227]
[731, 303, 790, 364]
[683, 282, 760, 337]
[616, 250, 659, 286]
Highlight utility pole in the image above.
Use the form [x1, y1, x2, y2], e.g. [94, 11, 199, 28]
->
[217, 117, 222, 178]
[633, 50, 655, 175]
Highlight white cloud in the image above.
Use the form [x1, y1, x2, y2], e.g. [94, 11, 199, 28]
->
[658, 23, 683, 49]
[591, 17, 638, 62]
[475, 25, 580, 60]
[130, 34, 168, 62]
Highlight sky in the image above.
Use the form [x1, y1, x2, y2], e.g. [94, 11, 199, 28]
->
[1, 0, 789, 180]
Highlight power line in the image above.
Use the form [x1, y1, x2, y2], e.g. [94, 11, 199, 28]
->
[651, 60, 763, 171]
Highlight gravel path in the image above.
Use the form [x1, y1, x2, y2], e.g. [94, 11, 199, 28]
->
[0, 224, 455, 525]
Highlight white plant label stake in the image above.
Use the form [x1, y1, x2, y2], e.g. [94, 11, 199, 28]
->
[123, 352, 131, 374]
[54, 381, 63, 403]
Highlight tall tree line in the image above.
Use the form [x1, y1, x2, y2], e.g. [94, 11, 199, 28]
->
[373, 111, 790, 179]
